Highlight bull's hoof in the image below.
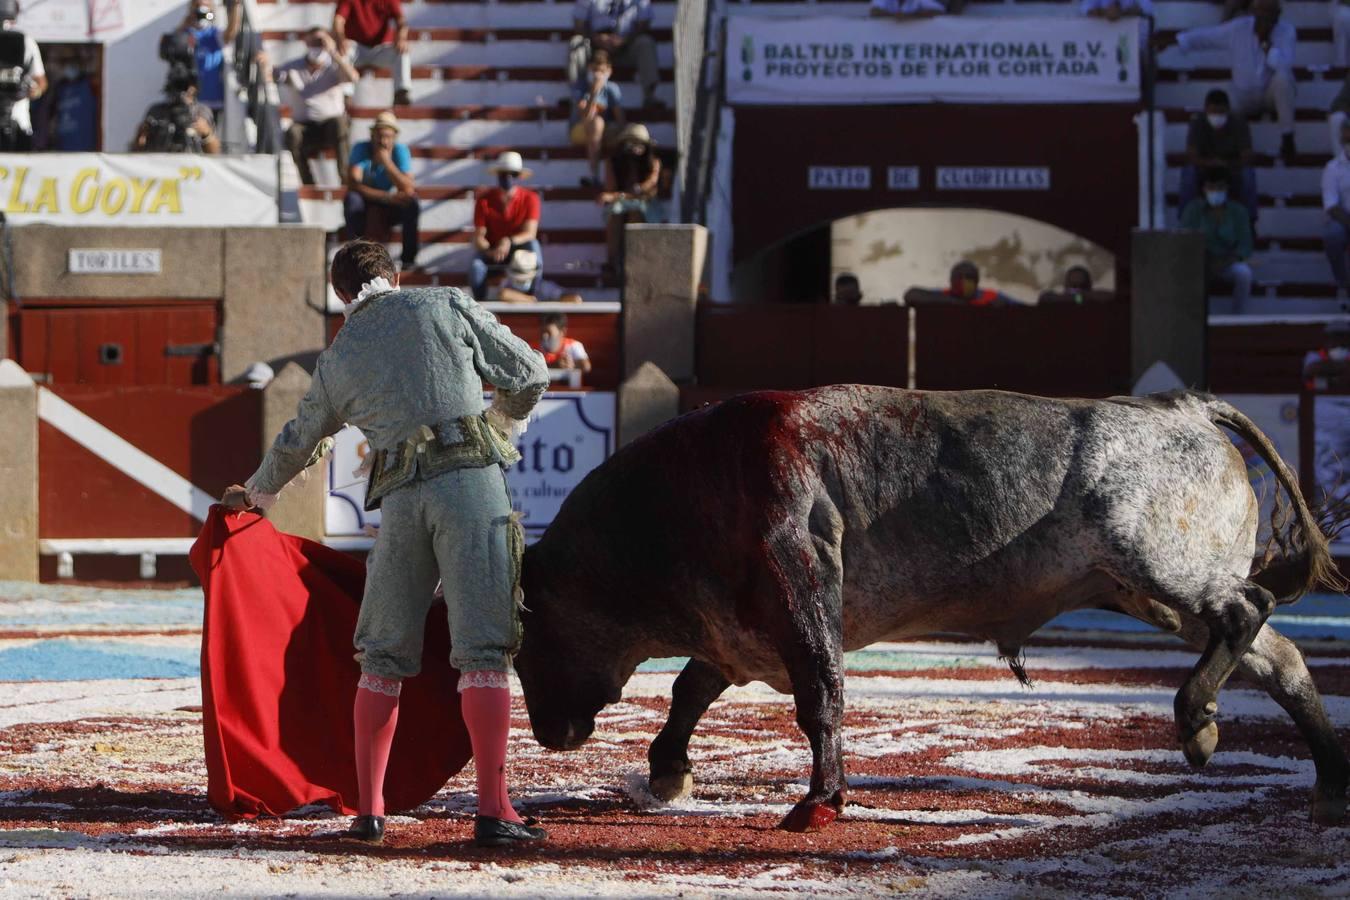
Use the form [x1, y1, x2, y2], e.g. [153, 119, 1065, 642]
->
[1310, 782, 1348, 826]
[778, 794, 845, 833]
[648, 771, 694, 803]
[1180, 720, 1219, 769]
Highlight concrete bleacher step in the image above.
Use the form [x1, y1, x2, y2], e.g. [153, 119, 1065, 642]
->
[348, 76, 675, 109]
[253, 1, 677, 32]
[263, 32, 675, 67]
[344, 113, 676, 150]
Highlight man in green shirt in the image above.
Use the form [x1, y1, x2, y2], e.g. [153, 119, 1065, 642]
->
[1180, 167, 1255, 312]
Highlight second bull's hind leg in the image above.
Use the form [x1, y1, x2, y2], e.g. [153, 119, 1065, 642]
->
[647, 659, 731, 802]
[1161, 576, 1277, 767]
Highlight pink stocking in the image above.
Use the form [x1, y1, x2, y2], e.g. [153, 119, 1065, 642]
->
[353, 674, 401, 817]
[459, 673, 523, 824]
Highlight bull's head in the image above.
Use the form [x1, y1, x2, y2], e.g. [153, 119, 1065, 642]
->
[513, 549, 639, 751]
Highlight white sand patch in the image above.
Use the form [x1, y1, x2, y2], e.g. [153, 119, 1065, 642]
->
[0, 679, 200, 730]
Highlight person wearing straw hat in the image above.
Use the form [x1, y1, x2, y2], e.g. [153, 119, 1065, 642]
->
[345, 110, 420, 270]
[490, 249, 583, 304]
[471, 151, 543, 301]
[598, 123, 660, 272]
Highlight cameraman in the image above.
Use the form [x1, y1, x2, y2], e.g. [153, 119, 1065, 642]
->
[0, 0, 47, 152]
[133, 68, 219, 154]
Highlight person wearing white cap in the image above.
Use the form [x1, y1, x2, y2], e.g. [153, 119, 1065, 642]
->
[491, 249, 583, 304]
[598, 124, 660, 272]
[471, 151, 543, 301]
[345, 111, 420, 269]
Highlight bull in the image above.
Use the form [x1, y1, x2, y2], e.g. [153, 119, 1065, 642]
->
[512, 386, 1348, 830]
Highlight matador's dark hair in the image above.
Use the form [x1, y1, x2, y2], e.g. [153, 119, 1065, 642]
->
[330, 240, 396, 299]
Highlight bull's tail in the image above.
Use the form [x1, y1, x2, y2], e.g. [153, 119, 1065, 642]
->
[1204, 397, 1347, 602]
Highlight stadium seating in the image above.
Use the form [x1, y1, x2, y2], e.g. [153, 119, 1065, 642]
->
[253, 0, 679, 299]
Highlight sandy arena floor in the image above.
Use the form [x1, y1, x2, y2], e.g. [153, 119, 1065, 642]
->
[0, 583, 1347, 898]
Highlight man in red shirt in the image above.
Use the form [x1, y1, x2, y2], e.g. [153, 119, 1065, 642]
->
[470, 151, 543, 301]
[334, 0, 411, 107]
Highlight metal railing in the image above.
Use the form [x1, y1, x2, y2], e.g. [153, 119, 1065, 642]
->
[675, 0, 722, 224]
[230, 0, 282, 155]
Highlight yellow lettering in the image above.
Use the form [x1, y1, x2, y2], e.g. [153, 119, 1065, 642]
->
[147, 178, 181, 214]
[6, 166, 29, 214]
[128, 177, 155, 214]
[30, 177, 59, 214]
[70, 168, 98, 214]
[100, 177, 128, 216]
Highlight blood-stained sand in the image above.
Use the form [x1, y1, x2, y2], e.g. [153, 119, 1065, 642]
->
[0, 584, 1348, 897]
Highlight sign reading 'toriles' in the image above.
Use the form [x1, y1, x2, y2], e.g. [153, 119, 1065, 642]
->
[68, 249, 162, 274]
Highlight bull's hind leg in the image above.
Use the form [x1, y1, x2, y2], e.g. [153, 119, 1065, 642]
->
[1152, 575, 1278, 768]
[1177, 616, 1349, 824]
[647, 659, 730, 802]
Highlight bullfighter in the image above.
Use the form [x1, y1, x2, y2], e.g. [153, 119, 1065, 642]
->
[222, 239, 550, 847]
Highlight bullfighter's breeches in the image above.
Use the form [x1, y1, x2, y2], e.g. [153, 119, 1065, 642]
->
[354, 465, 523, 679]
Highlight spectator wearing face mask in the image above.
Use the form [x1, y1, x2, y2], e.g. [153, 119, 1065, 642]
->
[490, 250, 582, 304]
[1181, 89, 1256, 221]
[180, 2, 225, 117]
[260, 28, 358, 186]
[470, 151, 542, 301]
[571, 49, 625, 189]
[1180, 166, 1254, 311]
[1155, 0, 1297, 163]
[1322, 120, 1350, 293]
[344, 110, 419, 270]
[904, 261, 1019, 307]
[44, 50, 96, 151]
[535, 313, 592, 382]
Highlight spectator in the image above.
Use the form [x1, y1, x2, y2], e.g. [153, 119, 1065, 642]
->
[1081, 0, 1153, 17]
[180, 2, 225, 118]
[599, 123, 660, 273]
[1038, 266, 1116, 304]
[834, 273, 863, 306]
[1180, 167, 1255, 311]
[490, 250, 583, 304]
[1222, 0, 1253, 19]
[1323, 120, 1350, 293]
[870, 0, 947, 18]
[261, 28, 358, 186]
[344, 111, 419, 270]
[571, 49, 624, 188]
[1329, 73, 1350, 161]
[1336, 1, 1350, 68]
[0, 0, 45, 152]
[568, 0, 661, 109]
[536, 313, 592, 381]
[1303, 321, 1350, 390]
[1156, 0, 1297, 163]
[334, 0, 411, 108]
[133, 70, 220, 154]
[470, 151, 543, 301]
[43, 48, 95, 151]
[1182, 89, 1257, 220]
[904, 261, 1019, 307]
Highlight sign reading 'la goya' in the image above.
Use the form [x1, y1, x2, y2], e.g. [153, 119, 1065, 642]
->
[326, 392, 616, 540]
[727, 16, 1140, 105]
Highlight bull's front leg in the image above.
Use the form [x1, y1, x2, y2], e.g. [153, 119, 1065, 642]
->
[778, 633, 847, 833]
[647, 658, 730, 802]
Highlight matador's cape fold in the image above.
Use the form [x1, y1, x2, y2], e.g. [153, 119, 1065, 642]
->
[190, 507, 472, 819]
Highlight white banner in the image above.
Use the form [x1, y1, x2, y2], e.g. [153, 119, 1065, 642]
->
[726, 16, 1140, 105]
[0, 154, 278, 227]
[16, 0, 92, 41]
[326, 392, 617, 539]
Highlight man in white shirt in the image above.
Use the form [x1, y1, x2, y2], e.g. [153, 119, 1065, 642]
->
[0, 0, 45, 151]
[1157, 0, 1297, 162]
[259, 28, 358, 186]
[1323, 120, 1350, 291]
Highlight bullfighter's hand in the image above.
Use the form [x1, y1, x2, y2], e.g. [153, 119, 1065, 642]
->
[220, 484, 253, 511]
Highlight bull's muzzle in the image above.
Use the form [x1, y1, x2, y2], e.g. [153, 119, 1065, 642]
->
[536, 717, 595, 751]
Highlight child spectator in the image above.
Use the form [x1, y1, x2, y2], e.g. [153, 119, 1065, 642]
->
[536, 313, 592, 381]
[490, 250, 583, 304]
[1180, 167, 1254, 311]
[599, 124, 660, 273]
[1182, 89, 1256, 221]
[571, 49, 625, 188]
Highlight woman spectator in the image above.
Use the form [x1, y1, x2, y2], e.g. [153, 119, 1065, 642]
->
[598, 123, 660, 273]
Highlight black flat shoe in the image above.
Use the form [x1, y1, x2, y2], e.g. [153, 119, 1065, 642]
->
[342, 814, 386, 844]
[473, 815, 547, 847]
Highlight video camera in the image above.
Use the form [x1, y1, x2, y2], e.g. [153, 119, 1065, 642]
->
[159, 30, 198, 95]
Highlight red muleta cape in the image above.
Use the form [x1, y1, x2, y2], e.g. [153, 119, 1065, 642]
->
[190, 507, 472, 819]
